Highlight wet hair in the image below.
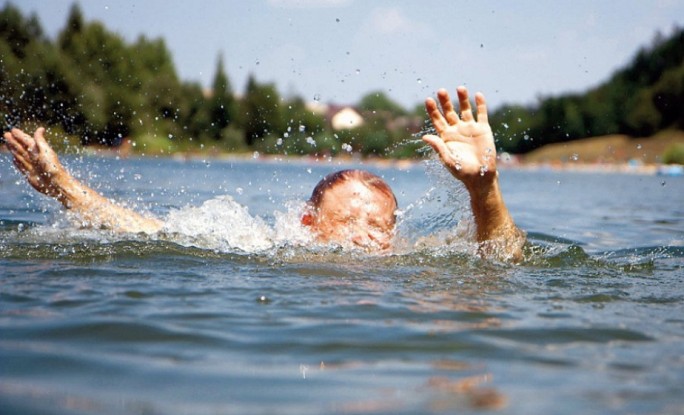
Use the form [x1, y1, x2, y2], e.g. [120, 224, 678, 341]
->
[308, 169, 398, 224]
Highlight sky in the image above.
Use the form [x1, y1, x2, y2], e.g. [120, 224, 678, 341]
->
[8, 0, 684, 110]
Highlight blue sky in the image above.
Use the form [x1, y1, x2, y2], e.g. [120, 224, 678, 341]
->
[9, 0, 684, 110]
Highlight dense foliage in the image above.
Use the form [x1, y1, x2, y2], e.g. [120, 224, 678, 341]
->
[0, 4, 422, 157]
[1, 3, 682, 158]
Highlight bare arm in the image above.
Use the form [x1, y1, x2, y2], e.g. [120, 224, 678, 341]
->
[423, 87, 525, 261]
[3, 127, 163, 233]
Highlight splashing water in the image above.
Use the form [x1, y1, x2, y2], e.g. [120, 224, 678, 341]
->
[162, 196, 315, 253]
[454, 153, 463, 171]
[163, 196, 275, 252]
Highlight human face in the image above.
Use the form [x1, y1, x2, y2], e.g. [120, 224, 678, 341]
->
[307, 179, 396, 251]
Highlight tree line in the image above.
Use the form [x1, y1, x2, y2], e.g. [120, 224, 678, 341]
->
[491, 27, 684, 154]
[0, 3, 425, 158]
[1, 3, 682, 158]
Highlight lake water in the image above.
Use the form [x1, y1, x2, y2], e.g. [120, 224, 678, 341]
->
[1, 154, 683, 414]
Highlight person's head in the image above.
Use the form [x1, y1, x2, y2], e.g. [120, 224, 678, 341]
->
[301, 169, 398, 251]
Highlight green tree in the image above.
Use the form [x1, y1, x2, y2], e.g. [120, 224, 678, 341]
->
[650, 63, 684, 130]
[242, 74, 284, 147]
[206, 54, 237, 140]
[58, 3, 83, 53]
[358, 126, 390, 156]
[358, 90, 406, 116]
[0, 3, 37, 58]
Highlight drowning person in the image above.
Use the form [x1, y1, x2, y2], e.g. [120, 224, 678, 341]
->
[2, 86, 526, 260]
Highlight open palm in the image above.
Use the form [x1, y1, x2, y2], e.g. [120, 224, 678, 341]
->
[422, 87, 497, 186]
[3, 127, 69, 199]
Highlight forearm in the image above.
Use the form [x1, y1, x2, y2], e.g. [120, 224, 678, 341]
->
[465, 173, 525, 260]
[56, 176, 163, 234]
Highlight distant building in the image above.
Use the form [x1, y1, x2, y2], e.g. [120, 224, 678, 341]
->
[330, 107, 364, 131]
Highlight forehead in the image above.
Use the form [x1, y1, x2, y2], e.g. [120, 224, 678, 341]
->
[319, 180, 395, 216]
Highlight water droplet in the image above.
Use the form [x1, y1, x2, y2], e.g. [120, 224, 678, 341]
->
[252, 151, 260, 159]
[417, 78, 422, 84]
[335, 18, 340, 23]
[313, 93, 321, 102]
[523, 134, 529, 141]
[298, 125, 306, 132]
[236, 187, 244, 195]
[571, 153, 579, 161]
[637, 144, 642, 149]
[479, 165, 488, 176]
[276, 138, 283, 145]
[355, 69, 360, 75]
[661, 181, 666, 187]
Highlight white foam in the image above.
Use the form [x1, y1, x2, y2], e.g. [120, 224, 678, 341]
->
[162, 196, 274, 252]
[162, 196, 314, 253]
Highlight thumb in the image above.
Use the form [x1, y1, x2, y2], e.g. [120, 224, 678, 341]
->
[33, 127, 48, 153]
[422, 134, 450, 162]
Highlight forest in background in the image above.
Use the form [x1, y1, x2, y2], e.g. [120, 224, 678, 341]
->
[1, 3, 683, 162]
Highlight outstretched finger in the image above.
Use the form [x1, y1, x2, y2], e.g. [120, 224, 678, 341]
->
[11, 128, 36, 153]
[12, 153, 32, 176]
[437, 89, 459, 125]
[425, 97, 449, 134]
[456, 86, 473, 122]
[475, 92, 489, 125]
[4, 132, 30, 161]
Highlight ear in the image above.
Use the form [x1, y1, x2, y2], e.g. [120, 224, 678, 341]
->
[301, 212, 314, 226]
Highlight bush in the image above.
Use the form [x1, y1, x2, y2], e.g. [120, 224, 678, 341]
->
[662, 143, 684, 165]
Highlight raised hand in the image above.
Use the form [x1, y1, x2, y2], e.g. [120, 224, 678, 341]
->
[422, 86, 525, 261]
[422, 86, 497, 189]
[3, 127, 163, 233]
[3, 127, 71, 201]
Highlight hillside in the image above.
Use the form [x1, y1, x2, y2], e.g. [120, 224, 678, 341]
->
[522, 130, 684, 165]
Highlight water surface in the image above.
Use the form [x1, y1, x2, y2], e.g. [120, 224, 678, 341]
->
[1, 155, 683, 414]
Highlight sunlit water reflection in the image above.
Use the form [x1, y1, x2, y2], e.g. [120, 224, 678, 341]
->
[1, 155, 683, 414]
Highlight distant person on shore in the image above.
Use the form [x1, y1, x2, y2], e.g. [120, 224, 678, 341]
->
[2, 86, 525, 260]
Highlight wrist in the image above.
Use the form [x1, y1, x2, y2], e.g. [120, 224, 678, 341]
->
[465, 172, 514, 241]
[55, 176, 87, 209]
[463, 170, 498, 201]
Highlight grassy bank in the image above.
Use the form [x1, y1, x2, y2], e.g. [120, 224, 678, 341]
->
[521, 130, 684, 165]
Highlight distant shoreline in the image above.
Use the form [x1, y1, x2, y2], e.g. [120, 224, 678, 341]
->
[2, 134, 682, 176]
[85, 145, 684, 176]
